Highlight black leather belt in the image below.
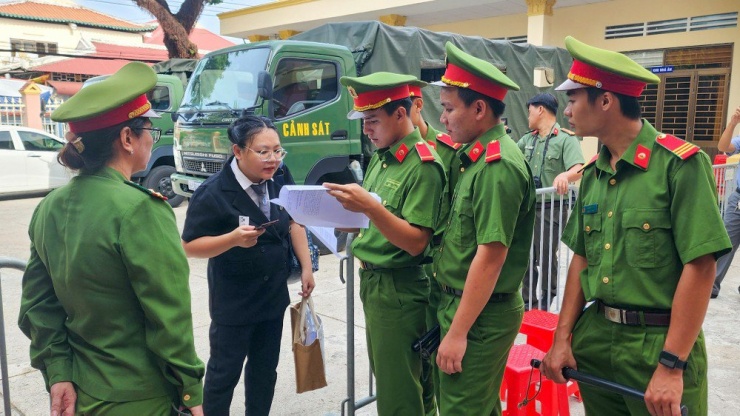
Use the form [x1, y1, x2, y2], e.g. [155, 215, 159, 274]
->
[358, 260, 386, 271]
[431, 235, 443, 247]
[597, 301, 671, 326]
[440, 284, 513, 303]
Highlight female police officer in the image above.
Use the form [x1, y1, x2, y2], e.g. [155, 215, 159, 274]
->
[18, 62, 205, 415]
[181, 115, 315, 416]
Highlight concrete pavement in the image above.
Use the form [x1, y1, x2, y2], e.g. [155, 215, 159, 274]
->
[0, 195, 739, 415]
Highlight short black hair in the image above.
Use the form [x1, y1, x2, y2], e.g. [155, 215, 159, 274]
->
[585, 87, 641, 120]
[380, 97, 413, 117]
[227, 115, 277, 148]
[527, 92, 558, 115]
[456, 88, 505, 118]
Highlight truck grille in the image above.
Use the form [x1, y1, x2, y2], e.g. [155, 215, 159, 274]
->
[183, 159, 224, 175]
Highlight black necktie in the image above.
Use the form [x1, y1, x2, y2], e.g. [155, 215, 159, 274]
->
[250, 182, 270, 219]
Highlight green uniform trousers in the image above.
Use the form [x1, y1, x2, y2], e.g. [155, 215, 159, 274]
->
[422, 263, 441, 416]
[360, 266, 429, 416]
[437, 291, 524, 416]
[572, 304, 708, 416]
[76, 388, 176, 415]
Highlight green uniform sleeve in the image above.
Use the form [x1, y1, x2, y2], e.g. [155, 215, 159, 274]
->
[474, 161, 527, 246]
[517, 135, 527, 152]
[18, 211, 73, 390]
[561, 135, 586, 170]
[669, 152, 732, 263]
[562, 184, 586, 257]
[401, 161, 445, 230]
[120, 199, 205, 407]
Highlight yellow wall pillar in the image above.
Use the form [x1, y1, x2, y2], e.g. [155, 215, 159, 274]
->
[20, 81, 42, 130]
[379, 14, 407, 26]
[248, 34, 270, 42]
[278, 29, 301, 39]
[526, 0, 556, 46]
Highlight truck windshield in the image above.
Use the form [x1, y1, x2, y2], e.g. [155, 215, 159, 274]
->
[181, 47, 270, 111]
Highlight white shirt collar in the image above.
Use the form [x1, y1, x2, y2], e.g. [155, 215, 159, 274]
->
[230, 157, 273, 190]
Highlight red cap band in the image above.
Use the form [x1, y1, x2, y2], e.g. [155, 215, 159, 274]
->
[408, 85, 422, 98]
[442, 63, 508, 101]
[68, 94, 152, 133]
[568, 59, 646, 97]
[350, 85, 410, 112]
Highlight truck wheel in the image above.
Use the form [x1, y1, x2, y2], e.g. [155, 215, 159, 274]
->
[144, 165, 185, 208]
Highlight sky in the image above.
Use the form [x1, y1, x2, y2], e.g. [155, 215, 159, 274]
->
[74, 0, 271, 38]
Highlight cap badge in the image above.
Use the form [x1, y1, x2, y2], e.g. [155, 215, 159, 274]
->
[347, 86, 358, 99]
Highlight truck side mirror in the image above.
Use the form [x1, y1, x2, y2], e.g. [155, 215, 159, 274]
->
[257, 71, 274, 119]
[170, 112, 179, 123]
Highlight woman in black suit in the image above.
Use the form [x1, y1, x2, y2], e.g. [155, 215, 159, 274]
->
[181, 115, 315, 416]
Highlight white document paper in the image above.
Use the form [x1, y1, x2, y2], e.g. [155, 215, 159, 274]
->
[270, 185, 378, 228]
[306, 225, 342, 258]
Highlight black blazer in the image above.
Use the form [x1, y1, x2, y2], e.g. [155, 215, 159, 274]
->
[182, 157, 291, 325]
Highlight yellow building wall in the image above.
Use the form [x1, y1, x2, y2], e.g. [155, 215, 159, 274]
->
[424, 0, 740, 124]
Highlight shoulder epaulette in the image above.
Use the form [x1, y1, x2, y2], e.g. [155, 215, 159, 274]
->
[578, 154, 598, 173]
[125, 180, 168, 201]
[415, 141, 436, 162]
[485, 141, 502, 163]
[436, 133, 462, 150]
[655, 133, 699, 160]
[561, 128, 576, 136]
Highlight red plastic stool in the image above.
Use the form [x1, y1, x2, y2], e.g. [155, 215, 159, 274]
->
[501, 344, 561, 416]
[520, 310, 559, 351]
[520, 310, 582, 405]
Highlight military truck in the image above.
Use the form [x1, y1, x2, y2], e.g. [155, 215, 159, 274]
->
[83, 59, 196, 207]
[170, 21, 573, 197]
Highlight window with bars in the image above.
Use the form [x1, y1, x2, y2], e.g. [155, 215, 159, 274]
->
[605, 12, 737, 39]
[10, 38, 58, 57]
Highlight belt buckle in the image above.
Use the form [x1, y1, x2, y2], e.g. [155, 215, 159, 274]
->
[359, 261, 367, 270]
[605, 306, 622, 324]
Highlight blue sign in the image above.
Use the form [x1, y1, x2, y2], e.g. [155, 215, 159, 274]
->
[650, 65, 674, 74]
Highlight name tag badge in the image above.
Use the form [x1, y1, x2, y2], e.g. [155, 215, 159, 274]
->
[582, 204, 598, 215]
[239, 215, 250, 226]
[525, 145, 535, 150]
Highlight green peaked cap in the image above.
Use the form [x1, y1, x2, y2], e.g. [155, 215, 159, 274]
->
[340, 71, 419, 119]
[556, 36, 659, 97]
[433, 41, 519, 100]
[52, 61, 159, 132]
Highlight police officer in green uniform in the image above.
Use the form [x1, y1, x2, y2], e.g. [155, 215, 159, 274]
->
[18, 62, 205, 415]
[541, 37, 732, 416]
[324, 72, 446, 415]
[518, 92, 585, 309]
[408, 78, 460, 415]
[432, 42, 536, 415]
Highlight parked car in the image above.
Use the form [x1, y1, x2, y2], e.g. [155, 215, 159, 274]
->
[0, 126, 73, 196]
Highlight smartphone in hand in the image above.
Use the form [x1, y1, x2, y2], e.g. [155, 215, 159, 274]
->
[255, 219, 280, 230]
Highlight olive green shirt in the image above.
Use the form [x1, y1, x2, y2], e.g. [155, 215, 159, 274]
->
[434, 124, 536, 293]
[351, 128, 446, 268]
[518, 122, 585, 195]
[562, 120, 732, 309]
[19, 167, 205, 406]
[424, 123, 458, 242]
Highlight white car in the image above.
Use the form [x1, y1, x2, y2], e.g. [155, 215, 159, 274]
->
[0, 126, 73, 196]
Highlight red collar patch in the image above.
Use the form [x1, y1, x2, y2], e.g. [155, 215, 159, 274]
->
[427, 140, 437, 149]
[436, 133, 461, 150]
[485, 141, 502, 163]
[394, 143, 409, 163]
[467, 141, 485, 162]
[633, 144, 651, 169]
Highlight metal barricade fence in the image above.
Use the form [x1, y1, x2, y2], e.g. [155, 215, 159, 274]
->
[714, 163, 737, 216]
[0, 257, 25, 416]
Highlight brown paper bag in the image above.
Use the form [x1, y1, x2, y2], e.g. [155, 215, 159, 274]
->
[290, 296, 327, 393]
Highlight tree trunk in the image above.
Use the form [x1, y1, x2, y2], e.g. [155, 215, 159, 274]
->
[134, 0, 212, 59]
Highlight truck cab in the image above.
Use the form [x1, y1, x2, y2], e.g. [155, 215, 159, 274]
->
[171, 41, 367, 198]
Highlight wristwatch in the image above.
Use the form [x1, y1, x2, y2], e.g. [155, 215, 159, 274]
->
[659, 350, 688, 370]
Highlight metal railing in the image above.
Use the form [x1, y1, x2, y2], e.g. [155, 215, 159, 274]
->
[0, 257, 25, 416]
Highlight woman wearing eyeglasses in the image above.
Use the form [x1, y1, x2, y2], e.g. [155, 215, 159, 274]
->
[18, 62, 205, 415]
[181, 115, 315, 416]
